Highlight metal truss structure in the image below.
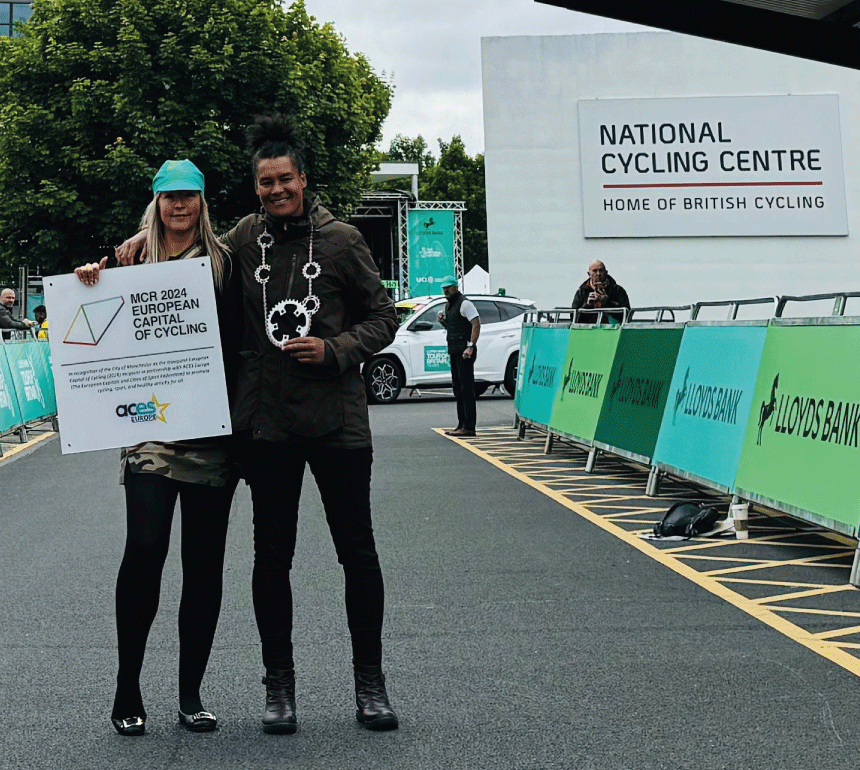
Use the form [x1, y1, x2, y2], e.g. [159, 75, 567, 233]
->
[356, 194, 465, 300]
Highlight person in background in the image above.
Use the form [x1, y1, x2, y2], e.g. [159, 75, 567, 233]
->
[437, 276, 481, 437]
[75, 160, 239, 737]
[0, 288, 35, 340]
[32, 305, 48, 340]
[571, 260, 630, 321]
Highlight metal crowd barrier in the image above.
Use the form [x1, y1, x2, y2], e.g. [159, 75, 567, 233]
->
[0, 331, 58, 452]
[514, 294, 860, 586]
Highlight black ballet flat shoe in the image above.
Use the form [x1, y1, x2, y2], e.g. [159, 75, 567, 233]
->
[178, 709, 217, 732]
[111, 716, 146, 736]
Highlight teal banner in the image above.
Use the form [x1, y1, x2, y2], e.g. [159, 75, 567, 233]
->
[0, 346, 23, 433]
[2, 340, 56, 423]
[594, 326, 683, 460]
[517, 326, 570, 427]
[652, 325, 767, 491]
[407, 210, 455, 297]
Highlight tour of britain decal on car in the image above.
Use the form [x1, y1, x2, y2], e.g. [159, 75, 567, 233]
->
[424, 346, 450, 372]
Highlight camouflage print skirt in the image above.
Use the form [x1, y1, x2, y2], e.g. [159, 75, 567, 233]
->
[120, 437, 237, 487]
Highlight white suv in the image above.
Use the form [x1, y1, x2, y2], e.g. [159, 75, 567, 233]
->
[364, 294, 535, 404]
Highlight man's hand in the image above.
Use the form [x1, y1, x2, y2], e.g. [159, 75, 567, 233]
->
[116, 231, 147, 265]
[74, 257, 109, 286]
[462, 347, 474, 359]
[23, 318, 35, 328]
[281, 336, 326, 364]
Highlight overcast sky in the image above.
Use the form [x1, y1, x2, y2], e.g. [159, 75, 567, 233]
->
[303, 1, 646, 157]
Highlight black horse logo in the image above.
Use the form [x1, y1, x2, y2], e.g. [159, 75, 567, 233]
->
[423, 217, 435, 228]
[527, 350, 538, 386]
[610, 363, 625, 400]
[672, 367, 690, 425]
[560, 359, 574, 401]
[757, 374, 779, 445]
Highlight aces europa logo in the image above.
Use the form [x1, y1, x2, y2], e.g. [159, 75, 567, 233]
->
[116, 394, 170, 424]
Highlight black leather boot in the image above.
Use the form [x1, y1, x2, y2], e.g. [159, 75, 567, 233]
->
[261, 668, 297, 734]
[354, 664, 399, 731]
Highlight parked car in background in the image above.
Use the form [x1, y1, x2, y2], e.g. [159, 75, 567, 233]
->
[364, 294, 535, 404]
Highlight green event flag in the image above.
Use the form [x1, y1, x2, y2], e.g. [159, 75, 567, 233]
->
[407, 210, 455, 297]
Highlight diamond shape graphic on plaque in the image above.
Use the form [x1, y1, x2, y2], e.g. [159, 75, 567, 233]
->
[64, 296, 125, 346]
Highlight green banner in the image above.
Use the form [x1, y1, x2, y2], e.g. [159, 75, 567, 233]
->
[594, 327, 683, 460]
[548, 326, 621, 442]
[407, 210, 455, 297]
[735, 324, 860, 533]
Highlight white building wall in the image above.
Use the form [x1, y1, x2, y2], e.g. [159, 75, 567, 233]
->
[481, 32, 860, 311]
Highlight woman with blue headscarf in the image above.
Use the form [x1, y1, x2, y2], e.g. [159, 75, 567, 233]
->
[76, 160, 238, 736]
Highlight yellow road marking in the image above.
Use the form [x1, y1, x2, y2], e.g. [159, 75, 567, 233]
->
[676, 554, 775, 564]
[751, 585, 853, 604]
[438, 428, 860, 677]
[763, 607, 860, 619]
[703, 552, 853, 577]
[0, 431, 55, 463]
[716, 577, 836, 589]
[814, 625, 860, 640]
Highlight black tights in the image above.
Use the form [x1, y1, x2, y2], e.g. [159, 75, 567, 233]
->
[112, 469, 236, 718]
[241, 442, 385, 672]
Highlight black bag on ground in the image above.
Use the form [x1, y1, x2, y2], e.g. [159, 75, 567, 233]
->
[653, 502, 723, 539]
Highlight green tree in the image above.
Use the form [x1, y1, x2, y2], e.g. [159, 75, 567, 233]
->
[385, 133, 435, 174]
[0, 0, 391, 274]
[419, 136, 488, 273]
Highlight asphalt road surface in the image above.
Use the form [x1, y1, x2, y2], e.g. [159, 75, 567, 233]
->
[3, 391, 860, 770]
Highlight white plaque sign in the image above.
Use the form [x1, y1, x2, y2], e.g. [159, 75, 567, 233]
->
[578, 95, 848, 237]
[44, 258, 232, 453]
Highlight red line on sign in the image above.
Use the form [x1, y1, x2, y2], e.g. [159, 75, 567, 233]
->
[603, 181, 824, 189]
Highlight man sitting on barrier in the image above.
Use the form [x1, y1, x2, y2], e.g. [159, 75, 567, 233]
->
[571, 260, 630, 322]
[0, 288, 35, 340]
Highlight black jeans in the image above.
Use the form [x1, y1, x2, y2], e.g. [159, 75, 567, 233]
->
[449, 345, 477, 432]
[239, 440, 385, 671]
[114, 468, 237, 717]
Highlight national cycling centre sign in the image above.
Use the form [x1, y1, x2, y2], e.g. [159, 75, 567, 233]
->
[578, 95, 847, 237]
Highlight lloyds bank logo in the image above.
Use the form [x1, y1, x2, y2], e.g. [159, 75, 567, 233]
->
[673, 366, 743, 427]
[756, 372, 860, 449]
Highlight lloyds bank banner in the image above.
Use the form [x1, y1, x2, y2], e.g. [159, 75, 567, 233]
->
[735, 325, 860, 533]
[578, 94, 848, 237]
[652, 325, 767, 491]
[407, 210, 455, 297]
[517, 326, 570, 426]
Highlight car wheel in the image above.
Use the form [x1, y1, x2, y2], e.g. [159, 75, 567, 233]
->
[474, 383, 490, 398]
[503, 352, 518, 398]
[364, 357, 403, 404]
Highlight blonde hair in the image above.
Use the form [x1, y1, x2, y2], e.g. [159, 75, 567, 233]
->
[139, 192, 227, 290]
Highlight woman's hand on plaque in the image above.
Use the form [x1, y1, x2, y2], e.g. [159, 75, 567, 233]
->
[74, 257, 109, 286]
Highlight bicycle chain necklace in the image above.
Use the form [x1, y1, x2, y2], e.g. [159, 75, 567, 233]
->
[254, 221, 321, 348]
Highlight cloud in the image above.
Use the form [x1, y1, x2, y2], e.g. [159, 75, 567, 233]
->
[304, 0, 646, 153]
